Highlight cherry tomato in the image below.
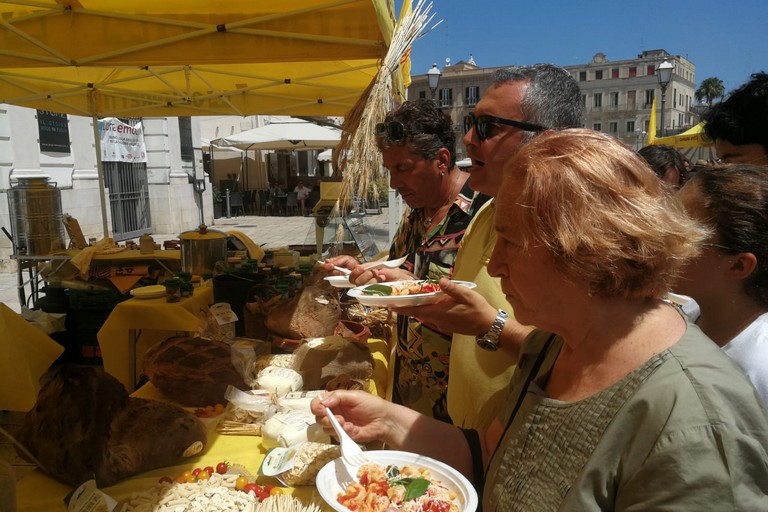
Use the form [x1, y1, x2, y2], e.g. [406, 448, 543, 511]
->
[235, 476, 249, 490]
[263, 484, 274, 493]
[269, 487, 284, 496]
[191, 468, 201, 477]
[158, 476, 173, 484]
[197, 470, 211, 480]
[203, 466, 215, 475]
[175, 470, 194, 484]
[257, 491, 270, 502]
[216, 462, 228, 474]
[243, 483, 260, 495]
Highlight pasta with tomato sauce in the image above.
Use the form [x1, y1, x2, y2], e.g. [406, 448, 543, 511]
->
[337, 462, 458, 512]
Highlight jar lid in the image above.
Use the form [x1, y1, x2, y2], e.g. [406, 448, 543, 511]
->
[179, 223, 226, 241]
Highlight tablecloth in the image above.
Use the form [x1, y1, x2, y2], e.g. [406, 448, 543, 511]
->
[97, 286, 214, 390]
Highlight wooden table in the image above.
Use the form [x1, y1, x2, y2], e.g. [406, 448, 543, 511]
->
[97, 286, 214, 391]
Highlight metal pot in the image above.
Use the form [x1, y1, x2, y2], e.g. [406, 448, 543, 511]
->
[179, 224, 227, 276]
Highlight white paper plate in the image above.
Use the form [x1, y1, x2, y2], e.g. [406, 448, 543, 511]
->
[129, 285, 166, 299]
[316, 450, 477, 512]
[324, 275, 356, 288]
[347, 280, 477, 307]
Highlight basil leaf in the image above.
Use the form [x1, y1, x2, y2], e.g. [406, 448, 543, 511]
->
[361, 284, 393, 296]
[385, 465, 400, 479]
[402, 477, 431, 501]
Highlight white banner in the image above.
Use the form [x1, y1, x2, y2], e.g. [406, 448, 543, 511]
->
[99, 118, 147, 163]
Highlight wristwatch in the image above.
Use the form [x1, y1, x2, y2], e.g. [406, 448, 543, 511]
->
[475, 309, 509, 351]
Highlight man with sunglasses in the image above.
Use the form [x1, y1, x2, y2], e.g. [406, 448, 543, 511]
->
[393, 64, 584, 430]
[321, 99, 489, 423]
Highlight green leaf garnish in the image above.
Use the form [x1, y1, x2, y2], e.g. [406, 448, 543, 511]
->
[361, 284, 393, 296]
[389, 476, 431, 501]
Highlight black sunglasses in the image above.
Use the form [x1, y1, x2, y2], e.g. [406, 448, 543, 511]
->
[375, 121, 405, 141]
[463, 112, 545, 140]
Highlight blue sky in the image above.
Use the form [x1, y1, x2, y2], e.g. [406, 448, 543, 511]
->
[397, 0, 767, 95]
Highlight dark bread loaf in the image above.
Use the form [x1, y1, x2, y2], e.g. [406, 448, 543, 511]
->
[100, 397, 206, 485]
[15, 365, 207, 487]
[16, 365, 128, 486]
[265, 285, 340, 339]
[143, 335, 248, 407]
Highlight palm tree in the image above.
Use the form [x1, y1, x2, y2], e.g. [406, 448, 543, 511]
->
[695, 77, 726, 105]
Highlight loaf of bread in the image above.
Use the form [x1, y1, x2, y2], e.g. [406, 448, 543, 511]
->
[265, 285, 340, 339]
[143, 336, 248, 407]
[15, 365, 207, 487]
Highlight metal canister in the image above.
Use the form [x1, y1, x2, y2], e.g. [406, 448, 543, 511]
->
[179, 224, 227, 276]
[8, 177, 66, 256]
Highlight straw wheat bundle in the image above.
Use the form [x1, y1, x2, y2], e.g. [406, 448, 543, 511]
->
[329, 1, 438, 247]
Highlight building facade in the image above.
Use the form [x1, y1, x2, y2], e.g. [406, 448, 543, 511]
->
[0, 105, 210, 270]
[408, 49, 697, 156]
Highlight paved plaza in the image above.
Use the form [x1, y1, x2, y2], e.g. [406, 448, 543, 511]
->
[0, 209, 396, 314]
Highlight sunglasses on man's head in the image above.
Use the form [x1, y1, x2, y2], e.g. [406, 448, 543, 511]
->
[463, 112, 545, 140]
[375, 121, 406, 141]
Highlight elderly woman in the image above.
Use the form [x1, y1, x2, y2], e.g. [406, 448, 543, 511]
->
[319, 100, 487, 422]
[673, 164, 768, 407]
[312, 130, 768, 510]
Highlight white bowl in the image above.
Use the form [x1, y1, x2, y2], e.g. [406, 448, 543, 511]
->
[315, 449, 478, 512]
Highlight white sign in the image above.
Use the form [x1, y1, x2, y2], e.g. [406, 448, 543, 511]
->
[99, 118, 147, 163]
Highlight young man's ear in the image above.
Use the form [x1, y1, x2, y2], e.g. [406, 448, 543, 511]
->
[727, 252, 758, 280]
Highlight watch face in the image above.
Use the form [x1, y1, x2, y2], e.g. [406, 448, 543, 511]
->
[476, 337, 499, 352]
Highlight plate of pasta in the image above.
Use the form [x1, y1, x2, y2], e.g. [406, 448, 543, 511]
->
[347, 280, 477, 308]
[315, 450, 477, 512]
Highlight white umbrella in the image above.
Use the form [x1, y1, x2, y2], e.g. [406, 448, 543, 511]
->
[212, 118, 341, 151]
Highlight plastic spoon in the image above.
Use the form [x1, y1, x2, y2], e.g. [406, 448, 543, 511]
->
[364, 255, 407, 272]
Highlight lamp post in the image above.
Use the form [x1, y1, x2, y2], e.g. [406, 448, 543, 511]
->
[656, 60, 673, 138]
[427, 63, 442, 103]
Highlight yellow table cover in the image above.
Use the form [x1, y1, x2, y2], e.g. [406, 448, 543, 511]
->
[0, 303, 64, 411]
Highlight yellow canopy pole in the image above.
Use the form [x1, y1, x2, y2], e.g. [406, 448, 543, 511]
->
[88, 90, 110, 238]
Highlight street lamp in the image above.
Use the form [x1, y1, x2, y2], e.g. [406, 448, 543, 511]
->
[656, 60, 674, 137]
[427, 63, 442, 103]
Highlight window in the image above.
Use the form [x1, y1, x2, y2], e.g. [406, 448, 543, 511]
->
[178, 117, 194, 162]
[37, 110, 71, 153]
[595, 70, 603, 80]
[644, 119, 650, 132]
[593, 93, 602, 108]
[465, 86, 480, 106]
[645, 89, 655, 107]
[609, 122, 618, 134]
[647, 64, 655, 76]
[626, 120, 635, 133]
[611, 68, 619, 79]
[627, 90, 636, 107]
[628, 66, 637, 78]
[439, 88, 453, 107]
[673, 88, 677, 108]
[609, 92, 619, 108]
[579, 71, 587, 81]
[418, 90, 426, 99]
[581, 94, 587, 107]
[593, 123, 602, 131]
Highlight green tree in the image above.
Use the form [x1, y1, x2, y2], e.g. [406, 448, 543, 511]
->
[695, 77, 726, 105]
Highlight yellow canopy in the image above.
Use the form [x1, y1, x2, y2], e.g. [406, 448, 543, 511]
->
[0, 0, 397, 117]
[650, 122, 713, 149]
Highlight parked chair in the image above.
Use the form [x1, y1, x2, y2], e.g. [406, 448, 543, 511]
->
[284, 191, 299, 216]
[256, 189, 268, 215]
[229, 191, 244, 217]
[242, 190, 253, 215]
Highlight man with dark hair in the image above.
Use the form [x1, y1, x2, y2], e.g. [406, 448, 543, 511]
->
[321, 99, 488, 422]
[703, 72, 768, 165]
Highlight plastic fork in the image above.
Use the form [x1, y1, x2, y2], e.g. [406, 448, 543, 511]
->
[325, 407, 369, 468]
[317, 259, 352, 275]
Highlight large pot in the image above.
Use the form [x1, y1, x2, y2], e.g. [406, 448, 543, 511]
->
[179, 224, 227, 276]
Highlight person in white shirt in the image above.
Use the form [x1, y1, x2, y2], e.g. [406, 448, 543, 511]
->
[673, 163, 768, 406]
[293, 180, 311, 216]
